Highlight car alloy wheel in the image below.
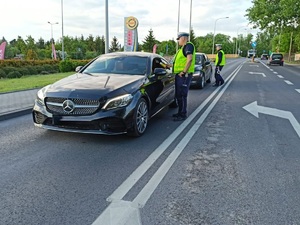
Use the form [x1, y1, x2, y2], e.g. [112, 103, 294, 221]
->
[199, 72, 205, 89]
[128, 98, 148, 137]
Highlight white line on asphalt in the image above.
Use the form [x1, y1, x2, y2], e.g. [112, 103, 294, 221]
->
[273, 72, 278, 74]
[284, 80, 294, 85]
[249, 72, 266, 77]
[296, 89, 300, 94]
[277, 75, 284, 78]
[91, 63, 245, 225]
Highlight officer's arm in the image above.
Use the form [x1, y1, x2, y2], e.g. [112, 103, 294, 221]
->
[183, 54, 193, 73]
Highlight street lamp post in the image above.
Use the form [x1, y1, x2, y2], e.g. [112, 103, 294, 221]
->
[235, 26, 247, 55]
[212, 16, 229, 54]
[61, 0, 65, 60]
[189, 0, 192, 41]
[48, 21, 58, 59]
[176, 0, 180, 51]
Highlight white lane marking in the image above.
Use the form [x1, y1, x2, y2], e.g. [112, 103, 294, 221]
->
[243, 101, 300, 138]
[249, 72, 266, 77]
[91, 63, 246, 225]
[296, 89, 300, 94]
[250, 65, 259, 67]
[270, 69, 274, 71]
[284, 80, 294, 85]
[273, 72, 278, 74]
[277, 75, 284, 78]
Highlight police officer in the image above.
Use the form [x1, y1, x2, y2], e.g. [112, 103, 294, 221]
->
[214, 44, 225, 86]
[172, 32, 196, 121]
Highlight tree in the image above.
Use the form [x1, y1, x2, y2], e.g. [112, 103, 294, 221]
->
[189, 28, 196, 45]
[109, 36, 120, 52]
[246, 0, 300, 54]
[142, 29, 159, 53]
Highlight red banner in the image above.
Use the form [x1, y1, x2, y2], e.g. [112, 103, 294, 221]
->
[0, 41, 7, 60]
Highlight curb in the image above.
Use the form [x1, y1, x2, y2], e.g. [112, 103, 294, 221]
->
[0, 107, 33, 122]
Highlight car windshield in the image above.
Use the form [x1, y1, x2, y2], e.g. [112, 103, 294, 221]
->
[83, 55, 148, 75]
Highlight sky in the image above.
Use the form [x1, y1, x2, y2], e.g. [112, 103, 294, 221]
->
[1, 0, 257, 45]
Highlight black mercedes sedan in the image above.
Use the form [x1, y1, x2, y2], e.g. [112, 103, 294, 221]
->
[32, 52, 176, 137]
[190, 52, 212, 89]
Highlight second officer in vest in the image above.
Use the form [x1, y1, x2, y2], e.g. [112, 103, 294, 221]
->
[214, 44, 226, 86]
[172, 32, 195, 121]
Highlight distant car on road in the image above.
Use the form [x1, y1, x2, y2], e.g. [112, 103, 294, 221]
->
[190, 53, 212, 89]
[267, 53, 284, 66]
[32, 52, 176, 137]
[260, 54, 268, 60]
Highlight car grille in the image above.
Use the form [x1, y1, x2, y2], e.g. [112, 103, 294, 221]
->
[45, 97, 102, 115]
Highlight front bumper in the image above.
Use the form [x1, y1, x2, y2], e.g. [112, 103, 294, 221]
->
[32, 100, 137, 135]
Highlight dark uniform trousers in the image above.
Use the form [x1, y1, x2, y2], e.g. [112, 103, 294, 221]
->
[214, 65, 224, 85]
[175, 73, 192, 116]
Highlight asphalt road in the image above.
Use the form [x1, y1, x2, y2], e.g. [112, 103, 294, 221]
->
[1, 58, 300, 225]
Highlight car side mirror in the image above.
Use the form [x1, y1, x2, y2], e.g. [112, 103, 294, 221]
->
[75, 66, 83, 72]
[153, 68, 167, 76]
[205, 61, 211, 66]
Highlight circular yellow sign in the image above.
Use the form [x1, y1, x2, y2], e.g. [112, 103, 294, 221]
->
[126, 16, 139, 30]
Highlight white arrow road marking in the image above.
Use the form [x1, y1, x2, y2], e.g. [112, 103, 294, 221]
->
[243, 101, 300, 138]
[249, 72, 266, 77]
[296, 89, 300, 94]
[277, 75, 284, 78]
[284, 80, 293, 85]
[250, 65, 259, 67]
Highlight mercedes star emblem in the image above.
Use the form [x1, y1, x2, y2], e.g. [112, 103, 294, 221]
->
[62, 100, 75, 113]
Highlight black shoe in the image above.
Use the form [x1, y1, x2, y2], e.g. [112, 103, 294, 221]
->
[172, 113, 180, 117]
[220, 81, 224, 85]
[173, 115, 187, 121]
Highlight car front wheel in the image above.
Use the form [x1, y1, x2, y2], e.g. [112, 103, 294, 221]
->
[127, 98, 148, 137]
[198, 72, 205, 89]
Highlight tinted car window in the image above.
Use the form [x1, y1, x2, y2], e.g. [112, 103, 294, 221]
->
[272, 54, 283, 59]
[195, 54, 203, 64]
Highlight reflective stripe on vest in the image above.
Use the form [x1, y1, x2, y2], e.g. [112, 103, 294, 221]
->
[173, 42, 196, 73]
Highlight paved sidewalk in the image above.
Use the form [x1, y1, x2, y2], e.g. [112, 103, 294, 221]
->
[0, 89, 38, 121]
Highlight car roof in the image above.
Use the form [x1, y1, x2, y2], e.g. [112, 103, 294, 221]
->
[103, 51, 162, 58]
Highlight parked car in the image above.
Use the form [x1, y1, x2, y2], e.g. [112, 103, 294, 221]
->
[190, 53, 212, 89]
[32, 52, 176, 137]
[260, 54, 268, 60]
[267, 53, 284, 66]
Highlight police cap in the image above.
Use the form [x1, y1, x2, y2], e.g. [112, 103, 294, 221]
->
[176, 32, 189, 40]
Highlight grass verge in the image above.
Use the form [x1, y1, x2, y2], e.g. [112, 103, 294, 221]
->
[0, 72, 73, 93]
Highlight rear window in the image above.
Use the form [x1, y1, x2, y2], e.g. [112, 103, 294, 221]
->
[272, 54, 283, 59]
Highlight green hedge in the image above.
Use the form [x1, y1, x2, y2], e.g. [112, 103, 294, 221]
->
[0, 59, 90, 79]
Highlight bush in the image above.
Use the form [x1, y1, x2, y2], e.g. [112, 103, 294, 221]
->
[25, 66, 38, 75]
[1, 66, 15, 75]
[0, 69, 6, 78]
[59, 60, 74, 72]
[17, 67, 30, 76]
[35, 65, 45, 73]
[7, 71, 22, 78]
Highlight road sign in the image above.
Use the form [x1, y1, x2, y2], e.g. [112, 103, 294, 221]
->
[251, 41, 257, 48]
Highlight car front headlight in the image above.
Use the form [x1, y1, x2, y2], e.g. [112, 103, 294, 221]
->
[36, 85, 50, 106]
[193, 70, 201, 77]
[103, 94, 133, 110]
